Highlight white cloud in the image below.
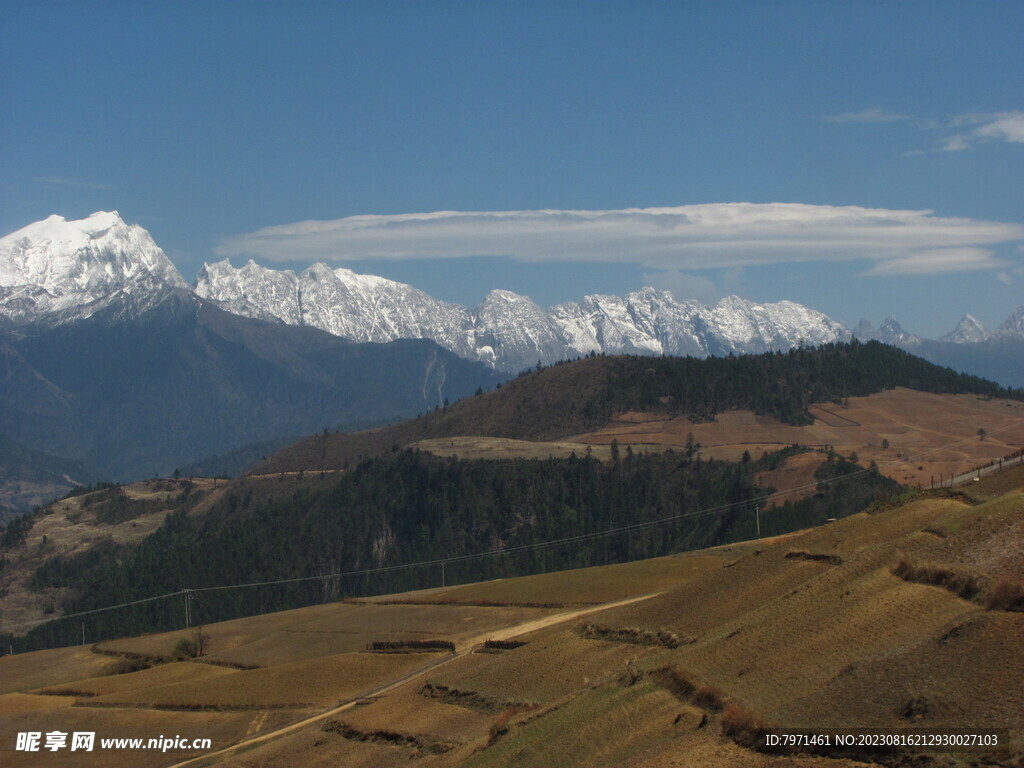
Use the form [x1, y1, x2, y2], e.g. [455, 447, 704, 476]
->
[941, 111, 1024, 151]
[217, 203, 1024, 277]
[860, 248, 1008, 277]
[940, 134, 971, 152]
[997, 271, 1013, 285]
[34, 176, 111, 190]
[823, 107, 908, 123]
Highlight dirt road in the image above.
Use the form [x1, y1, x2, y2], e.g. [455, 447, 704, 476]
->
[166, 592, 662, 767]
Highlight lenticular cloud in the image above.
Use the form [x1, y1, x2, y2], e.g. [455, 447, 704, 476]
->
[218, 203, 1024, 276]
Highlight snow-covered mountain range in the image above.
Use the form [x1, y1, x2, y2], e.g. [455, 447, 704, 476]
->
[195, 257, 852, 371]
[3, 212, 1022, 376]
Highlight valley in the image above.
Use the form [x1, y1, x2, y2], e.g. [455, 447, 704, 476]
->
[5, 4, 1023, 766]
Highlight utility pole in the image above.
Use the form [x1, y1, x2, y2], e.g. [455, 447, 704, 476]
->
[184, 590, 192, 629]
[440, 560, 446, 588]
[755, 504, 761, 539]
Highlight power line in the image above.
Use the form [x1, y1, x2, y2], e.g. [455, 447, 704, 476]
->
[6, 419, 1023, 635]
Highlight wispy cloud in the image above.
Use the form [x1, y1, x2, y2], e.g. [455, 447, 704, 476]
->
[822, 107, 908, 124]
[941, 111, 1024, 151]
[34, 176, 111, 190]
[824, 108, 1024, 154]
[860, 248, 1008, 277]
[218, 203, 1024, 278]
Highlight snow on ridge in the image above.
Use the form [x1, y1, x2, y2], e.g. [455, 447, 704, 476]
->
[0, 211, 188, 325]
[940, 314, 990, 344]
[197, 258, 855, 371]
[6, 211, 857, 370]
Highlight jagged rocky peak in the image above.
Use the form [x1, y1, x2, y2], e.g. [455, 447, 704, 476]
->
[996, 305, 1024, 339]
[693, 295, 847, 352]
[198, 256, 477, 356]
[852, 319, 876, 340]
[473, 289, 569, 373]
[195, 256, 854, 371]
[195, 258, 301, 323]
[875, 317, 922, 347]
[941, 314, 990, 344]
[0, 211, 188, 325]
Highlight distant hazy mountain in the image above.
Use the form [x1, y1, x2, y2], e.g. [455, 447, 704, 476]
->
[854, 308, 1024, 388]
[997, 305, 1024, 339]
[0, 431, 99, 523]
[940, 314, 990, 344]
[876, 317, 924, 347]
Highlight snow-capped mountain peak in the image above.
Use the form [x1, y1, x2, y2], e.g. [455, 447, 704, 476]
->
[996, 305, 1024, 340]
[876, 317, 922, 347]
[940, 314, 990, 344]
[0, 211, 188, 326]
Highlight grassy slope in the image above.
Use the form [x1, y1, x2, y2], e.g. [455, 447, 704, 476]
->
[250, 356, 616, 474]
[0, 468, 1020, 768]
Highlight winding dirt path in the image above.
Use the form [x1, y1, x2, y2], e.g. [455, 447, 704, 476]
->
[165, 592, 662, 767]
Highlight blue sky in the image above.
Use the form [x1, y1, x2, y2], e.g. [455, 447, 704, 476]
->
[2, 0, 1022, 337]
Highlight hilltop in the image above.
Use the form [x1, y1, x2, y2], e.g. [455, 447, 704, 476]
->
[253, 341, 1021, 475]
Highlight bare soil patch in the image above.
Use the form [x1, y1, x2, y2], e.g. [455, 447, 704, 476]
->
[580, 389, 1024, 489]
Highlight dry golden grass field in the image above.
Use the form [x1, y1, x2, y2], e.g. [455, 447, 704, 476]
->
[577, 388, 1024, 488]
[1, 468, 1022, 767]
[409, 391, 1024, 504]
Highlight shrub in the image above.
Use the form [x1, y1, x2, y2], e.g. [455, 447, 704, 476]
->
[891, 558, 982, 601]
[720, 703, 768, 749]
[899, 696, 929, 721]
[172, 627, 207, 660]
[487, 705, 533, 746]
[985, 575, 1024, 611]
[650, 665, 697, 699]
[106, 657, 152, 675]
[367, 639, 455, 653]
[692, 683, 725, 713]
[577, 623, 682, 649]
[483, 639, 528, 650]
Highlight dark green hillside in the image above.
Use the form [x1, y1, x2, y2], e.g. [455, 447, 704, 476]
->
[255, 341, 1020, 474]
[16, 446, 898, 651]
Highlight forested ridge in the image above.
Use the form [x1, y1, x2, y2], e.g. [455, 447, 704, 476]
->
[13, 446, 898, 650]
[256, 340, 1021, 474]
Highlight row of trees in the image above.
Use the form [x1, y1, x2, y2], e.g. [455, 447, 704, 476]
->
[14, 446, 898, 651]
[584, 340, 1021, 426]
